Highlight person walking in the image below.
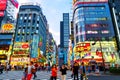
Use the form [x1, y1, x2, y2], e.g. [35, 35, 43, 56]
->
[6, 63, 10, 73]
[0, 62, 4, 74]
[22, 64, 28, 80]
[50, 64, 57, 80]
[80, 62, 87, 80]
[26, 61, 35, 80]
[72, 62, 79, 80]
[60, 64, 68, 80]
[33, 63, 38, 79]
[87, 63, 91, 75]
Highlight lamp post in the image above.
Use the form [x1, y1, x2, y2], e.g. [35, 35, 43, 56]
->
[92, 41, 105, 73]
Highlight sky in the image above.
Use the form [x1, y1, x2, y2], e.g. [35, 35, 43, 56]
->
[17, 0, 72, 45]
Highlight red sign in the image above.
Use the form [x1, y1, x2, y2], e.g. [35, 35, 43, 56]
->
[10, 0, 19, 8]
[0, 11, 4, 17]
[76, 43, 90, 52]
[0, 0, 7, 10]
[22, 44, 29, 49]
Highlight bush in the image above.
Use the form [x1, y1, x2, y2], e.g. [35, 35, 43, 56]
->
[109, 67, 120, 74]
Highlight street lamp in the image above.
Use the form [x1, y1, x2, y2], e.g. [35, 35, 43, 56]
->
[92, 41, 105, 73]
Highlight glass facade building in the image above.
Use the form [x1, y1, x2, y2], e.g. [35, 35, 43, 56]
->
[73, 1, 115, 43]
[60, 13, 70, 64]
[73, 0, 119, 62]
[109, 0, 120, 56]
[15, 4, 47, 54]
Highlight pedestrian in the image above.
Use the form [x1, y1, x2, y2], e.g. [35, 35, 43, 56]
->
[6, 62, 10, 73]
[47, 65, 51, 72]
[60, 64, 68, 80]
[33, 63, 38, 79]
[26, 61, 35, 80]
[87, 63, 91, 75]
[80, 62, 87, 80]
[72, 62, 79, 80]
[22, 64, 28, 80]
[50, 64, 57, 80]
[0, 62, 4, 74]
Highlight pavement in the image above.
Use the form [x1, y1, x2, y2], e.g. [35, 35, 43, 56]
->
[0, 70, 120, 80]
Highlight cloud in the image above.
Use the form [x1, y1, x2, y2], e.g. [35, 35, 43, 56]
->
[17, 0, 71, 45]
[49, 29, 60, 45]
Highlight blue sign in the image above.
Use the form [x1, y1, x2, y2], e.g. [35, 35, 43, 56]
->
[30, 34, 39, 58]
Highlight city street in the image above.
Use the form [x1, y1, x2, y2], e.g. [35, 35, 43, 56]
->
[0, 71, 120, 80]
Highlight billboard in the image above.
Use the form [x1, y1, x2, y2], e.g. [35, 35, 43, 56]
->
[0, 23, 15, 33]
[73, 0, 108, 5]
[31, 34, 39, 58]
[0, 11, 4, 17]
[0, 0, 7, 10]
[13, 42, 30, 50]
[10, 0, 19, 8]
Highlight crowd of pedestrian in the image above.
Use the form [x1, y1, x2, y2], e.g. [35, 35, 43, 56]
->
[0, 61, 114, 80]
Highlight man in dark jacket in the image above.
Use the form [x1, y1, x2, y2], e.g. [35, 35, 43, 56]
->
[72, 62, 79, 80]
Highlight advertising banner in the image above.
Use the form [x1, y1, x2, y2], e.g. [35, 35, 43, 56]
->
[0, 23, 15, 33]
[10, 0, 19, 8]
[13, 42, 30, 50]
[31, 34, 39, 58]
[11, 57, 30, 62]
[0, 0, 7, 10]
[73, 0, 108, 6]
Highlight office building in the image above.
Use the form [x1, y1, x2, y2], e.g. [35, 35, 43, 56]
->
[60, 13, 70, 64]
[0, 0, 18, 61]
[72, 0, 119, 63]
[109, 0, 120, 57]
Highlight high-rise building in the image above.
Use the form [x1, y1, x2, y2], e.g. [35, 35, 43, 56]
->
[109, 0, 120, 57]
[15, 3, 47, 54]
[12, 3, 47, 64]
[60, 13, 70, 64]
[72, 0, 119, 63]
[0, 0, 18, 61]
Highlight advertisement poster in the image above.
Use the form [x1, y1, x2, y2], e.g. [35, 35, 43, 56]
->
[31, 34, 39, 58]
[0, 11, 4, 17]
[10, 0, 19, 8]
[0, 0, 7, 10]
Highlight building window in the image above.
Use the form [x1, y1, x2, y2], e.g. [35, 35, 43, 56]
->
[20, 16, 23, 20]
[101, 30, 109, 34]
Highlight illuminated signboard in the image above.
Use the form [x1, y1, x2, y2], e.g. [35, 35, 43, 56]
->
[14, 42, 30, 50]
[2, 23, 14, 30]
[0, 11, 4, 17]
[10, 0, 19, 8]
[0, 23, 15, 33]
[0, 54, 7, 60]
[11, 57, 30, 62]
[76, 43, 91, 52]
[73, 0, 108, 5]
[0, 0, 7, 10]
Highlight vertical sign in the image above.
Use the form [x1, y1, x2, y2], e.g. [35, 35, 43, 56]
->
[31, 34, 39, 58]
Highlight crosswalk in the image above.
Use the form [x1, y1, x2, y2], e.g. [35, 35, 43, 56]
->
[0, 71, 89, 80]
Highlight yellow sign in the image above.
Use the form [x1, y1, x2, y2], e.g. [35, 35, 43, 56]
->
[2, 23, 14, 31]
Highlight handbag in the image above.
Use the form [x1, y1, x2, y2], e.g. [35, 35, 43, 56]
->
[71, 74, 73, 78]
[31, 68, 36, 73]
